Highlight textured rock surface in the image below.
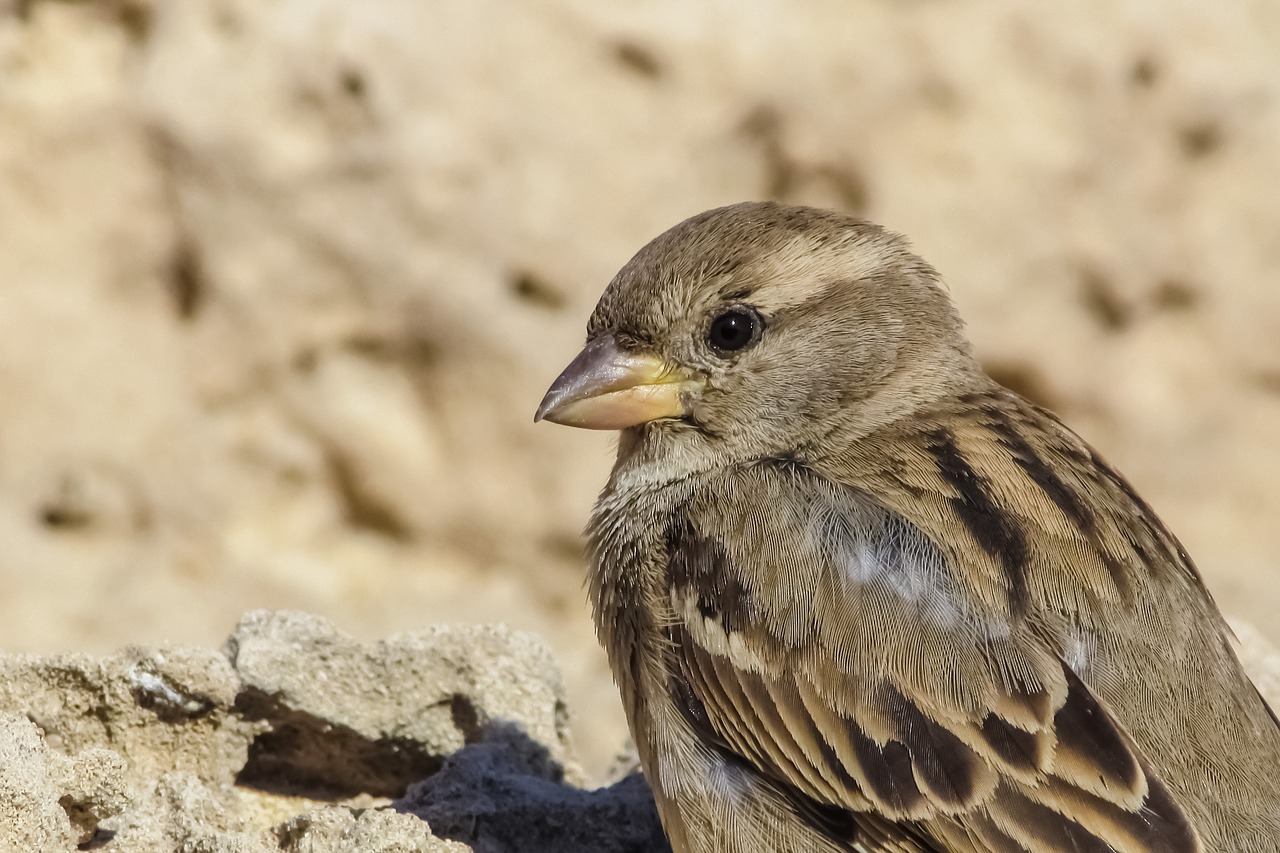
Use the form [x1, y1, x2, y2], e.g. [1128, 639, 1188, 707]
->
[0, 714, 129, 850]
[2, 0, 1279, 774]
[0, 611, 1275, 851]
[0, 611, 668, 853]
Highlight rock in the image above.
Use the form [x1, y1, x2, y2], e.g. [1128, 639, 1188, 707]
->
[0, 611, 660, 852]
[274, 808, 470, 853]
[107, 772, 277, 853]
[4, 0, 1280, 775]
[0, 713, 129, 849]
[226, 610, 582, 796]
[0, 644, 255, 791]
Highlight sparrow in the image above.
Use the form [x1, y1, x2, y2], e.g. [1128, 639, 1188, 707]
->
[535, 202, 1280, 852]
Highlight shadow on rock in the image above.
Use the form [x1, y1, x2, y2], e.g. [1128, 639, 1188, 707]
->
[396, 723, 672, 853]
[233, 685, 444, 799]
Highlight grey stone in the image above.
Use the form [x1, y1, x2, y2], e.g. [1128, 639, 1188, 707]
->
[0, 611, 663, 852]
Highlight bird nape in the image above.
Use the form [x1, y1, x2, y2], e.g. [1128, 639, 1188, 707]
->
[536, 201, 1280, 853]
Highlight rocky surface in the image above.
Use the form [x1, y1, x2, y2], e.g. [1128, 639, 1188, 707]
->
[0, 611, 670, 853]
[2, 0, 1280, 775]
[0, 609, 1276, 852]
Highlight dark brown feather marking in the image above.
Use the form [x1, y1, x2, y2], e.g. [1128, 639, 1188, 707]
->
[880, 685, 987, 808]
[694, 642, 775, 768]
[786, 797, 861, 846]
[998, 789, 1116, 853]
[666, 512, 752, 631]
[985, 412, 1135, 602]
[763, 449, 811, 475]
[1087, 448, 1199, 585]
[924, 428, 1031, 614]
[985, 412, 1097, 534]
[979, 713, 1048, 775]
[668, 666, 724, 750]
[771, 680, 829, 761]
[848, 723, 928, 814]
[668, 628, 945, 850]
[1053, 665, 1144, 795]
[1032, 773, 1202, 851]
[813, 727, 867, 802]
[1134, 776, 1202, 850]
[735, 670, 829, 798]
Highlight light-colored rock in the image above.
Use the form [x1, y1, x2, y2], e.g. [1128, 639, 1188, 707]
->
[0, 612, 655, 853]
[275, 808, 470, 853]
[0, 644, 257, 790]
[107, 772, 279, 853]
[226, 610, 581, 787]
[0, 713, 130, 850]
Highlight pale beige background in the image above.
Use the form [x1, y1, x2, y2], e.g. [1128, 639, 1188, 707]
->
[1, 0, 1278, 774]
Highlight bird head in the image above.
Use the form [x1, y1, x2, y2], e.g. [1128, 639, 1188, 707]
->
[536, 202, 982, 465]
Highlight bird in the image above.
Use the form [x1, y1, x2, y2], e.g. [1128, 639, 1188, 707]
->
[534, 201, 1280, 852]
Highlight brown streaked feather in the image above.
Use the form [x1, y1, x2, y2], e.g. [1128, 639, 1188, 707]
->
[1048, 665, 1146, 806]
[974, 712, 1050, 779]
[921, 428, 1032, 616]
[984, 787, 1119, 853]
[838, 388, 1279, 841]
[662, 440, 1210, 852]
[1019, 772, 1200, 851]
[876, 683, 996, 810]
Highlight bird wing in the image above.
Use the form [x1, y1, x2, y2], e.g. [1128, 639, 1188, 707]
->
[662, 403, 1205, 851]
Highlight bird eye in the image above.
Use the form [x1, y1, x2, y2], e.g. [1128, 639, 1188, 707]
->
[707, 308, 762, 354]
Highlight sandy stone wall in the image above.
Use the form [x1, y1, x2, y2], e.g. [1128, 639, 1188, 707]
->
[1, 0, 1278, 772]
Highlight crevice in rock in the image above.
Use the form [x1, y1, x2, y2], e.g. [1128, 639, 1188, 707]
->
[233, 687, 441, 799]
[1179, 118, 1225, 160]
[737, 104, 870, 215]
[168, 239, 206, 321]
[509, 269, 567, 310]
[1152, 277, 1198, 312]
[324, 446, 414, 541]
[77, 827, 116, 851]
[611, 40, 664, 80]
[1078, 265, 1133, 332]
[450, 693, 482, 745]
[129, 667, 218, 723]
[1130, 55, 1160, 88]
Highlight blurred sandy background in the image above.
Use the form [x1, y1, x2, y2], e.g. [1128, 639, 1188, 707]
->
[1, 0, 1278, 775]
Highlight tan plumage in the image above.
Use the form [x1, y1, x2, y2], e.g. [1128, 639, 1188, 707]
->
[537, 202, 1280, 852]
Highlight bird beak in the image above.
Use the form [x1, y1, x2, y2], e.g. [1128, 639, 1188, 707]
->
[535, 335, 699, 430]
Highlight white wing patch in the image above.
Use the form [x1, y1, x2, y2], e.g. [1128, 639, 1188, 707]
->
[1061, 627, 1096, 676]
[817, 499, 966, 631]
